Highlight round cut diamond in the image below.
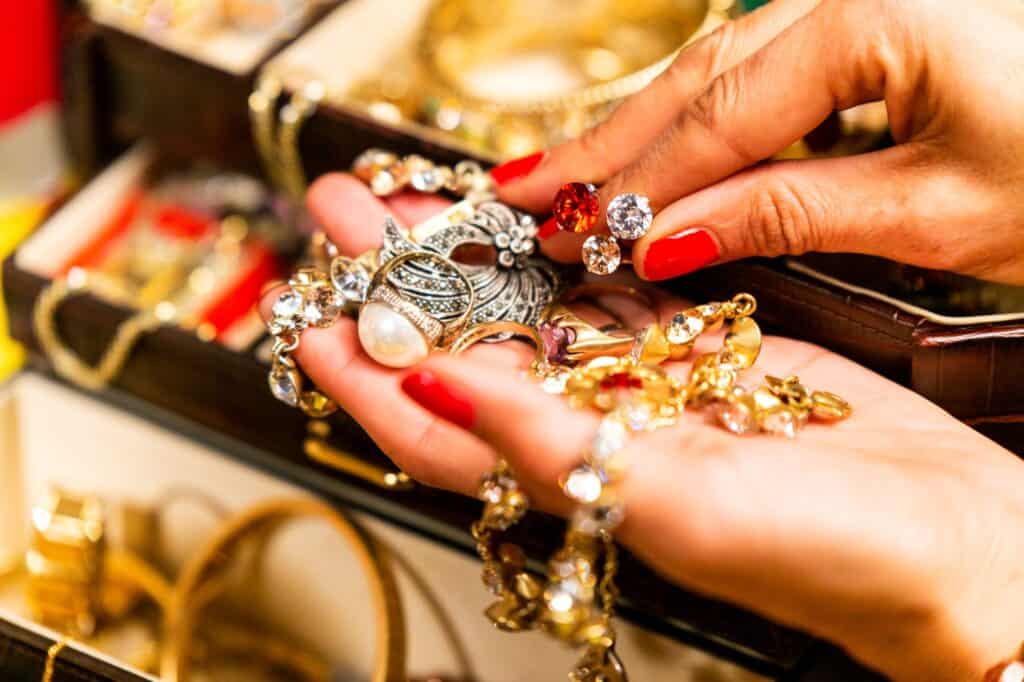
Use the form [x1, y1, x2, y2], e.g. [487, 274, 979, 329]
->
[563, 465, 604, 504]
[331, 258, 370, 302]
[553, 182, 599, 233]
[581, 235, 621, 275]
[667, 312, 705, 345]
[607, 193, 653, 240]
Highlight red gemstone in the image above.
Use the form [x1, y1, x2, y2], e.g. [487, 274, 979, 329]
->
[600, 372, 643, 390]
[553, 182, 599, 234]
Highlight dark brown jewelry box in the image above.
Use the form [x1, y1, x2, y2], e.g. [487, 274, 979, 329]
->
[0, 618, 150, 682]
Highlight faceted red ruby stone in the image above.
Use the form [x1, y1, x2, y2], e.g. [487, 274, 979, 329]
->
[553, 182, 599, 234]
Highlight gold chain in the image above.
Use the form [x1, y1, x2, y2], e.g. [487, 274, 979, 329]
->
[41, 637, 69, 682]
[33, 274, 168, 392]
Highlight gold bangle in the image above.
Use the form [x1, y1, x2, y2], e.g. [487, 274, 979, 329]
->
[161, 498, 407, 682]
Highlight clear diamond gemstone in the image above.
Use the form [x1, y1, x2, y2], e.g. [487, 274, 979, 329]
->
[269, 366, 299, 407]
[331, 258, 370, 301]
[607, 193, 653, 240]
[666, 312, 705, 345]
[272, 291, 303, 319]
[498, 250, 516, 268]
[762, 408, 798, 438]
[410, 168, 441, 192]
[371, 170, 398, 195]
[494, 232, 511, 248]
[592, 418, 627, 462]
[581, 235, 621, 275]
[563, 466, 604, 504]
[479, 471, 516, 504]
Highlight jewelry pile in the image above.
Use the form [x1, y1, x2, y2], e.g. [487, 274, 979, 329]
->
[267, 148, 852, 681]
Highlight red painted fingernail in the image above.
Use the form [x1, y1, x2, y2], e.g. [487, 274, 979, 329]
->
[538, 216, 559, 240]
[401, 371, 475, 430]
[642, 228, 720, 280]
[490, 152, 545, 186]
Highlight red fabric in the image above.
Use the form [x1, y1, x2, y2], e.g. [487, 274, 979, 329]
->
[0, 1, 59, 124]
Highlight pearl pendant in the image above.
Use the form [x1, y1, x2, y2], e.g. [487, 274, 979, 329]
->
[357, 302, 431, 368]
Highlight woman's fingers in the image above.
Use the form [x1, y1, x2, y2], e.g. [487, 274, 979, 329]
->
[401, 354, 602, 512]
[307, 173, 452, 256]
[593, 0, 908, 229]
[490, 0, 822, 258]
[632, 146, 939, 279]
[258, 287, 496, 493]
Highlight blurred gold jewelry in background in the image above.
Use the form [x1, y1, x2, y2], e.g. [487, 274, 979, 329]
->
[349, 0, 734, 158]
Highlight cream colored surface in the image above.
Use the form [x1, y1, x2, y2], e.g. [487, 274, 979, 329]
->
[0, 373, 764, 681]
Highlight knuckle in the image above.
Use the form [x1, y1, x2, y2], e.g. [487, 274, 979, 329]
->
[745, 177, 827, 256]
[572, 123, 619, 180]
[686, 72, 760, 166]
[674, 20, 739, 87]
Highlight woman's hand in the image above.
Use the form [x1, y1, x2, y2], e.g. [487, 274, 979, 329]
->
[264, 177, 1024, 681]
[491, 0, 1024, 284]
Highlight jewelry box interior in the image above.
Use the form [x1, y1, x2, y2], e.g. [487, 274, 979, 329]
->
[0, 370, 763, 682]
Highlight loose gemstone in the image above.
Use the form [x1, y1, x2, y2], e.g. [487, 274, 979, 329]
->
[269, 366, 299, 407]
[761, 408, 798, 438]
[553, 182, 599, 233]
[539, 321, 577, 365]
[607, 193, 653, 240]
[581, 235, 621, 275]
[331, 258, 370, 302]
[666, 312, 705, 345]
[563, 465, 604, 504]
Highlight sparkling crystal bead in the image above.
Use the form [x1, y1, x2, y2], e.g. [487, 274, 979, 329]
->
[761, 407, 798, 438]
[563, 465, 604, 504]
[581, 235, 621, 275]
[479, 471, 517, 504]
[716, 398, 758, 435]
[553, 182, 599, 233]
[572, 502, 625, 535]
[331, 258, 370, 302]
[666, 311, 705, 345]
[269, 366, 300, 407]
[592, 418, 627, 463]
[303, 287, 342, 328]
[607, 193, 653, 240]
[272, 291, 303, 319]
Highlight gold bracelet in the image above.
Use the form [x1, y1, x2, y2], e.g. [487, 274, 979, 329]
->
[161, 498, 407, 682]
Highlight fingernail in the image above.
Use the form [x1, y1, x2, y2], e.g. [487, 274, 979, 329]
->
[538, 216, 559, 240]
[642, 228, 720, 280]
[401, 371, 475, 430]
[490, 152, 545, 186]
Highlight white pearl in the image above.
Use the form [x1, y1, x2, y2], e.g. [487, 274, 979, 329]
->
[358, 302, 431, 368]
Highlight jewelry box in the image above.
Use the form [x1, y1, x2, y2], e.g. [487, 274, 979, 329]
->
[0, 370, 783, 682]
